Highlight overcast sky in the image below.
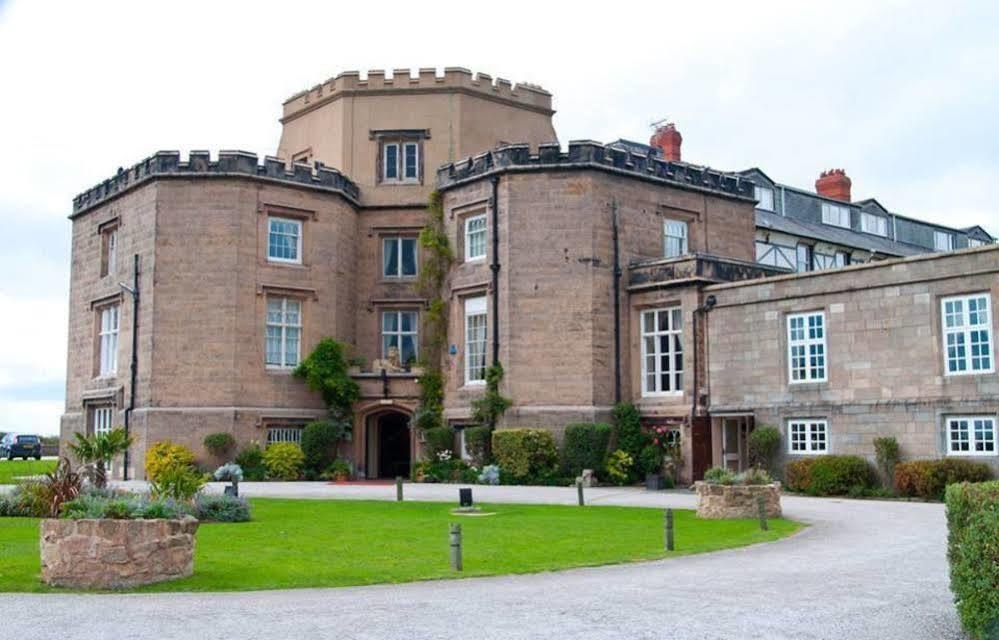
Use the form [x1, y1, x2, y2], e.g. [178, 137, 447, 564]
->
[1, 0, 997, 435]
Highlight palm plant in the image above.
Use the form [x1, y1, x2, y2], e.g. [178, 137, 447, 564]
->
[68, 428, 133, 488]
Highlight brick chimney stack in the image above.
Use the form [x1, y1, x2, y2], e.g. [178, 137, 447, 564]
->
[815, 169, 852, 202]
[650, 123, 682, 162]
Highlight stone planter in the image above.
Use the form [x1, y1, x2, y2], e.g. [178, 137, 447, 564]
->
[694, 481, 782, 519]
[645, 473, 666, 490]
[40, 516, 199, 589]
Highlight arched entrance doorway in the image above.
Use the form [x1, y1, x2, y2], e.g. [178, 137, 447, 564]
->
[364, 411, 411, 479]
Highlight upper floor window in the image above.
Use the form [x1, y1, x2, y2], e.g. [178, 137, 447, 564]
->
[268, 217, 302, 264]
[787, 312, 827, 383]
[382, 141, 420, 183]
[812, 252, 839, 271]
[821, 202, 851, 229]
[942, 293, 993, 375]
[664, 219, 688, 258]
[756, 241, 795, 270]
[968, 238, 985, 248]
[795, 244, 812, 273]
[946, 416, 996, 457]
[464, 296, 487, 385]
[788, 419, 828, 454]
[383, 236, 417, 278]
[754, 186, 775, 212]
[265, 297, 301, 368]
[381, 310, 419, 367]
[861, 212, 888, 237]
[934, 231, 953, 252]
[465, 214, 487, 261]
[98, 304, 120, 377]
[836, 251, 850, 267]
[641, 307, 683, 396]
[100, 226, 118, 278]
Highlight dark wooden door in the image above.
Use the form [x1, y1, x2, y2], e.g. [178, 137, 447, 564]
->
[690, 416, 712, 481]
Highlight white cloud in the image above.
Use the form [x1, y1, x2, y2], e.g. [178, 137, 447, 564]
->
[0, 399, 64, 437]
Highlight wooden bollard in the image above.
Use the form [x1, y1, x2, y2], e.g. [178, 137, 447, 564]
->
[576, 479, 584, 506]
[665, 508, 674, 551]
[396, 476, 403, 502]
[449, 523, 463, 571]
[757, 495, 768, 531]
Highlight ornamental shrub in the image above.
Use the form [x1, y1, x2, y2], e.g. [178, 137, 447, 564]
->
[193, 493, 252, 522]
[561, 423, 612, 477]
[873, 436, 901, 488]
[703, 467, 736, 485]
[423, 427, 455, 459]
[462, 426, 492, 466]
[213, 462, 243, 483]
[150, 464, 207, 501]
[492, 429, 558, 484]
[637, 444, 663, 477]
[145, 441, 196, 482]
[262, 442, 305, 481]
[300, 419, 346, 474]
[604, 450, 633, 486]
[895, 459, 992, 500]
[235, 444, 267, 481]
[747, 426, 782, 475]
[478, 464, 501, 485]
[945, 480, 999, 639]
[613, 403, 644, 459]
[784, 458, 816, 493]
[806, 455, 876, 496]
[202, 432, 236, 459]
[735, 467, 774, 485]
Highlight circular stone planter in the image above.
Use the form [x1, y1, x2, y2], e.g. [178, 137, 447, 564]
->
[693, 481, 782, 519]
[40, 516, 199, 589]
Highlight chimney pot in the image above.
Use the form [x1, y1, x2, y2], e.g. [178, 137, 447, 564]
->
[650, 123, 682, 162]
[815, 168, 852, 202]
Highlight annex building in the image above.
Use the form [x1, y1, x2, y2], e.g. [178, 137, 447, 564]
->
[62, 67, 998, 481]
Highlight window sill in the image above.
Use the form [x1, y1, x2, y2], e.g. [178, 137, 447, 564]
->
[380, 180, 422, 186]
[943, 370, 996, 378]
[787, 450, 829, 456]
[464, 256, 487, 264]
[265, 366, 296, 375]
[946, 452, 998, 458]
[266, 258, 305, 267]
[461, 382, 486, 390]
[641, 392, 684, 399]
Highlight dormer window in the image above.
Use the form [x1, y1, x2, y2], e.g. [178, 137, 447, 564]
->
[861, 212, 888, 237]
[821, 203, 851, 229]
[934, 231, 953, 252]
[754, 186, 775, 212]
[969, 238, 985, 248]
[374, 130, 427, 185]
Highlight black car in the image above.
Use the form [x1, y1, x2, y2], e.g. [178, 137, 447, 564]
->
[1, 433, 42, 460]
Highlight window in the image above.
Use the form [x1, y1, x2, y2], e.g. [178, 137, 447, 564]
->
[946, 416, 997, 456]
[267, 217, 302, 263]
[92, 406, 114, 437]
[756, 241, 795, 270]
[754, 186, 775, 211]
[98, 304, 119, 377]
[464, 296, 487, 384]
[265, 297, 302, 368]
[934, 231, 953, 252]
[788, 420, 828, 454]
[664, 219, 688, 258]
[968, 238, 985, 248]
[382, 141, 420, 183]
[641, 307, 684, 395]
[821, 202, 851, 229]
[942, 294, 993, 375]
[266, 426, 303, 446]
[835, 251, 850, 268]
[383, 236, 417, 278]
[403, 142, 418, 180]
[812, 252, 839, 271]
[860, 212, 888, 237]
[465, 214, 487, 261]
[787, 312, 827, 383]
[381, 310, 419, 367]
[100, 226, 118, 278]
[796, 244, 812, 273]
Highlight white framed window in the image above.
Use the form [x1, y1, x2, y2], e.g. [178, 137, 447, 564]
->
[664, 219, 688, 258]
[383, 236, 418, 278]
[756, 241, 795, 270]
[946, 416, 997, 456]
[861, 212, 888, 237]
[92, 406, 114, 437]
[101, 227, 118, 278]
[641, 307, 684, 396]
[382, 141, 419, 183]
[403, 142, 419, 180]
[787, 312, 827, 383]
[968, 238, 985, 248]
[821, 202, 851, 229]
[796, 244, 812, 273]
[265, 297, 302, 368]
[934, 231, 953, 252]
[267, 217, 302, 264]
[381, 310, 419, 367]
[464, 296, 487, 385]
[266, 426, 303, 446]
[788, 419, 829, 454]
[98, 304, 120, 377]
[754, 186, 775, 212]
[465, 214, 487, 261]
[835, 251, 850, 268]
[942, 293, 994, 375]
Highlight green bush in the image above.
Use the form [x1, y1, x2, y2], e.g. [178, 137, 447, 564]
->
[262, 442, 305, 481]
[784, 455, 875, 496]
[604, 450, 633, 486]
[637, 444, 663, 477]
[193, 494, 252, 522]
[895, 459, 993, 500]
[235, 444, 266, 481]
[747, 426, 782, 474]
[150, 464, 207, 501]
[492, 429, 558, 484]
[736, 467, 774, 485]
[561, 423, 611, 477]
[412, 457, 476, 484]
[873, 436, 900, 488]
[300, 420, 346, 474]
[462, 426, 492, 466]
[61, 493, 191, 520]
[613, 403, 644, 454]
[145, 441, 196, 482]
[320, 459, 352, 481]
[203, 432, 236, 458]
[423, 426, 455, 458]
[784, 458, 815, 492]
[945, 481, 999, 639]
[703, 467, 736, 485]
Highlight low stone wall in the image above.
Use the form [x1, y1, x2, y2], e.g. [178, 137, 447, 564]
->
[694, 482, 782, 519]
[40, 516, 199, 589]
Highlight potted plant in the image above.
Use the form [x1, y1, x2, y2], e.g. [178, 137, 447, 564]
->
[322, 459, 352, 483]
[213, 462, 243, 497]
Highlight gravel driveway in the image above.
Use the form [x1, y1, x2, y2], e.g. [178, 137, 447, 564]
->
[1, 483, 961, 640]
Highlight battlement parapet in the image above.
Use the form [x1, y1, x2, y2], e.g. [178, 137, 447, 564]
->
[71, 151, 360, 216]
[282, 67, 553, 121]
[436, 140, 756, 201]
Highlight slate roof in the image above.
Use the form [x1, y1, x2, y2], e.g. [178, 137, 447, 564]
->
[756, 211, 924, 257]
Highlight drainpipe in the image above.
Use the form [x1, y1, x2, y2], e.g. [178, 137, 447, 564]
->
[490, 175, 501, 364]
[611, 200, 622, 404]
[690, 294, 716, 420]
[119, 254, 140, 481]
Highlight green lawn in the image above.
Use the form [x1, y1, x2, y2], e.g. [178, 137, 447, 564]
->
[0, 459, 55, 484]
[0, 498, 801, 592]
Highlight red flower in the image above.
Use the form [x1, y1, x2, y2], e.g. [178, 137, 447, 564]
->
[653, 438, 659, 445]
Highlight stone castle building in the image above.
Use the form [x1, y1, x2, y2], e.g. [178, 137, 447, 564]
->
[62, 67, 998, 481]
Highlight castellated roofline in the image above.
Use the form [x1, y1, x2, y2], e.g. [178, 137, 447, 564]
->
[282, 67, 553, 121]
[436, 140, 757, 202]
[71, 151, 360, 217]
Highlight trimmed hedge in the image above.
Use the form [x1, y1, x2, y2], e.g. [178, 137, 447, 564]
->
[423, 427, 455, 458]
[945, 481, 999, 639]
[300, 419, 345, 474]
[561, 423, 611, 477]
[783, 455, 875, 495]
[492, 429, 558, 484]
[145, 441, 196, 482]
[895, 459, 993, 500]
